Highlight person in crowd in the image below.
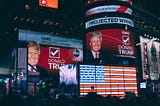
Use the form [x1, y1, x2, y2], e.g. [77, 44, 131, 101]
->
[84, 31, 111, 65]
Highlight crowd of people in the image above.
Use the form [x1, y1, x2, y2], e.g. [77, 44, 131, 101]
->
[1, 90, 160, 106]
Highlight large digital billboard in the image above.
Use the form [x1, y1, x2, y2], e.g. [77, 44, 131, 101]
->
[79, 65, 138, 97]
[84, 29, 136, 66]
[59, 64, 79, 96]
[140, 36, 160, 80]
[85, 5, 133, 17]
[18, 30, 83, 74]
[39, 0, 58, 9]
[18, 30, 83, 96]
[59, 64, 137, 97]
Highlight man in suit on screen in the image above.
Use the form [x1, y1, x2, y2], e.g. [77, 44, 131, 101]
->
[27, 40, 49, 81]
[84, 31, 110, 65]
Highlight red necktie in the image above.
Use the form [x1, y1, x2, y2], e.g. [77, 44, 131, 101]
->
[95, 52, 99, 59]
[30, 67, 34, 72]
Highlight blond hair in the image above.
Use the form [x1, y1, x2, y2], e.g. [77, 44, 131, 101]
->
[27, 40, 40, 54]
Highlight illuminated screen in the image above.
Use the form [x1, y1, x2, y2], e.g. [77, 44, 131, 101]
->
[140, 36, 160, 80]
[59, 64, 79, 96]
[18, 29, 83, 74]
[85, 5, 132, 17]
[84, 29, 136, 66]
[140, 82, 146, 89]
[39, 0, 58, 9]
[79, 65, 138, 97]
[17, 48, 27, 90]
[18, 29, 83, 95]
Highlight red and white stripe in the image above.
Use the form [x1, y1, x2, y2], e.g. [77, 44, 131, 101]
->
[80, 66, 138, 97]
[28, 64, 37, 72]
[85, 5, 132, 17]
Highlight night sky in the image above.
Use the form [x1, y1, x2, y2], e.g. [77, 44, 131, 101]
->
[146, 0, 160, 17]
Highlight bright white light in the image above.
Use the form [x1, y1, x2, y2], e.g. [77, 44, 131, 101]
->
[136, 38, 157, 46]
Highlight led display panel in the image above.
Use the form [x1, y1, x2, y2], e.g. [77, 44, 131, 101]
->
[18, 29, 83, 96]
[18, 30, 83, 74]
[59, 64, 79, 96]
[139, 36, 160, 80]
[85, 5, 133, 17]
[39, 0, 58, 9]
[79, 65, 138, 97]
[84, 29, 136, 66]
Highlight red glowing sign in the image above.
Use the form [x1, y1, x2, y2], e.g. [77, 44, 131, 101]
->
[39, 0, 58, 9]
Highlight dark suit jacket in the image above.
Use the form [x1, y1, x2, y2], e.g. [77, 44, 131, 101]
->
[84, 50, 112, 65]
[28, 64, 49, 82]
[36, 65, 49, 81]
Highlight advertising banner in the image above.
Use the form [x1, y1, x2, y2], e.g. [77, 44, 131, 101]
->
[18, 30, 83, 74]
[85, 5, 132, 17]
[85, 29, 136, 65]
[38, 45, 83, 73]
[85, 17, 134, 29]
[39, 0, 58, 9]
[140, 36, 160, 80]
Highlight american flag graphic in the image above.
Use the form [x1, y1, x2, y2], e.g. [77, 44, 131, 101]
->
[79, 65, 138, 97]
